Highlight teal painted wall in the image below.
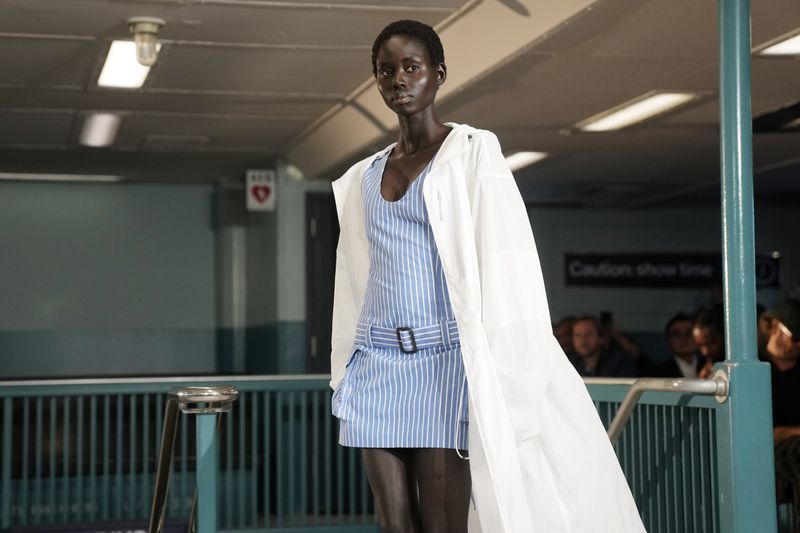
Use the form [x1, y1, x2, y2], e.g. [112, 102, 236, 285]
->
[0, 181, 217, 377]
[2, 176, 795, 379]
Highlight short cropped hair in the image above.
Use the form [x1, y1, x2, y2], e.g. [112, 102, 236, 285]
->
[574, 314, 602, 335]
[694, 304, 725, 336]
[371, 20, 445, 76]
[665, 312, 694, 336]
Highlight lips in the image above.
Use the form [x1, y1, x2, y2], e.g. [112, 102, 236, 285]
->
[392, 93, 412, 104]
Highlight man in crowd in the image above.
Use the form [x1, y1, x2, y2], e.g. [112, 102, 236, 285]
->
[569, 315, 637, 377]
[553, 315, 576, 356]
[692, 304, 726, 378]
[762, 299, 800, 529]
[653, 312, 704, 378]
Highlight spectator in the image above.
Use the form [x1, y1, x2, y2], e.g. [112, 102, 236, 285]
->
[757, 304, 773, 361]
[570, 315, 638, 378]
[598, 311, 650, 375]
[554, 315, 576, 355]
[653, 313, 703, 378]
[693, 304, 725, 378]
[763, 299, 800, 529]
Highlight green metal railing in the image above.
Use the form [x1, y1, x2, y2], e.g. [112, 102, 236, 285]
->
[1, 374, 791, 532]
[0, 376, 376, 532]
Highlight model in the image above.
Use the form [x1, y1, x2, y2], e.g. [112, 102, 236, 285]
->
[330, 19, 646, 533]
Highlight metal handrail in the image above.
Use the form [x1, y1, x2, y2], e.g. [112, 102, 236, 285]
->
[148, 386, 239, 533]
[607, 372, 729, 445]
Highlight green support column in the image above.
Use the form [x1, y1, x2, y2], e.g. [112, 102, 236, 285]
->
[196, 414, 219, 533]
[2, 398, 12, 529]
[716, 0, 776, 531]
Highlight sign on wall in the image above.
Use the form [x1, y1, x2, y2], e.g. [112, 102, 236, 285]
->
[564, 252, 780, 289]
[246, 169, 276, 211]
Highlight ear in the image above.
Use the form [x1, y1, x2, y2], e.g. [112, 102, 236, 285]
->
[436, 63, 447, 86]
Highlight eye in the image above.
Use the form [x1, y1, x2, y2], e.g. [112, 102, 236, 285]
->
[406, 64, 420, 73]
[378, 67, 393, 78]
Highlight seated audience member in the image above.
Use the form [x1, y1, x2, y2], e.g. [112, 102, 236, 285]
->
[554, 315, 576, 356]
[653, 312, 704, 378]
[692, 304, 726, 378]
[570, 315, 638, 378]
[599, 311, 651, 375]
[763, 299, 800, 527]
[757, 304, 773, 361]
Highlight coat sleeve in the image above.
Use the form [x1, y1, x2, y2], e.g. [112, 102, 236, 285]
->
[329, 169, 358, 391]
[469, 131, 561, 438]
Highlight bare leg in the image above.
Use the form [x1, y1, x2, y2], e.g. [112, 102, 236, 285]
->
[362, 448, 422, 533]
[414, 449, 471, 533]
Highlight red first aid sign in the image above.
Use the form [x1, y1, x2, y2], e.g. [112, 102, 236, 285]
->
[246, 169, 276, 211]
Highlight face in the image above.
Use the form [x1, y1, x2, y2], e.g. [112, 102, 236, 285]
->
[667, 320, 697, 357]
[572, 320, 602, 359]
[766, 319, 800, 361]
[374, 35, 445, 116]
[693, 326, 724, 362]
[554, 321, 574, 353]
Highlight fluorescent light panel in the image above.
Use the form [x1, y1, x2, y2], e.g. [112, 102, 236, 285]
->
[80, 113, 123, 147]
[758, 32, 800, 56]
[784, 117, 800, 129]
[0, 173, 121, 183]
[98, 40, 160, 88]
[578, 92, 699, 132]
[505, 151, 548, 172]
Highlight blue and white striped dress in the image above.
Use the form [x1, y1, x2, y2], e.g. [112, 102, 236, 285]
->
[332, 148, 469, 450]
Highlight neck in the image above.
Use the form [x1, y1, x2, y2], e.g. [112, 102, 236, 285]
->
[395, 109, 447, 155]
[582, 349, 602, 370]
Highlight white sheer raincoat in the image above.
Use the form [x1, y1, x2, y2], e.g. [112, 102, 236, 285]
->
[330, 123, 646, 532]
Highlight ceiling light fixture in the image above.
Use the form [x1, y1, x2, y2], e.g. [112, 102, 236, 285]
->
[127, 17, 166, 66]
[756, 30, 800, 56]
[505, 151, 549, 172]
[783, 117, 800, 129]
[98, 40, 160, 88]
[0, 173, 121, 183]
[576, 91, 700, 132]
[79, 113, 123, 147]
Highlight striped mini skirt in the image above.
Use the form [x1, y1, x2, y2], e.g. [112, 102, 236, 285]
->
[332, 323, 469, 450]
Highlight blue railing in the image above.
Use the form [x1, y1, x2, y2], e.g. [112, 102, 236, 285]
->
[1, 375, 791, 532]
[0, 376, 376, 532]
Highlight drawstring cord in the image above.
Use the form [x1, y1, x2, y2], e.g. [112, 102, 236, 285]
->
[455, 374, 470, 460]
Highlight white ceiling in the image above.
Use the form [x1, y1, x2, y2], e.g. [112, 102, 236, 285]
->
[0, 0, 798, 206]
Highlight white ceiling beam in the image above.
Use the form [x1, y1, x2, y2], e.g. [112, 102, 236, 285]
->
[286, 0, 601, 179]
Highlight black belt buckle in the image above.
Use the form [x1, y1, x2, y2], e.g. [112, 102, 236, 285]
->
[395, 327, 417, 353]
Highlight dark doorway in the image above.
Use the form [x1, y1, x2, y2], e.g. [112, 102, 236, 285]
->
[305, 192, 339, 374]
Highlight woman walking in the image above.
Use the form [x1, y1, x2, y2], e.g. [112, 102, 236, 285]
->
[330, 19, 645, 533]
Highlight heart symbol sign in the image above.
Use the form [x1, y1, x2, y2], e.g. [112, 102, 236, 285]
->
[252, 185, 271, 203]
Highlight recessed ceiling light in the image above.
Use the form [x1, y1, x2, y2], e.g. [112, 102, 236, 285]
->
[79, 113, 123, 147]
[756, 31, 800, 56]
[98, 40, 160, 88]
[783, 117, 800, 129]
[505, 151, 549, 172]
[577, 91, 700, 132]
[0, 173, 121, 183]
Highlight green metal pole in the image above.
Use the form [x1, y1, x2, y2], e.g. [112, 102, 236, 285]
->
[716, 0, 776, 531]
[2, 398, 12, 529]
[196, 414, 219, 533]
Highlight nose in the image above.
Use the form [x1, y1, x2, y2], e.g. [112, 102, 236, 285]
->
[392, 70, 407, 89]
